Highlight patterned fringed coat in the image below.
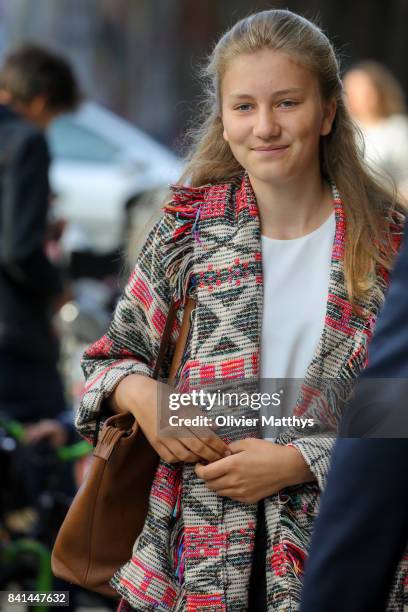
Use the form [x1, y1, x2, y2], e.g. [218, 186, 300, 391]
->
[76, 173, 406, 611]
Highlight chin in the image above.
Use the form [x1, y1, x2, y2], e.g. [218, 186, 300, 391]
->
[249, 167, 292, 185]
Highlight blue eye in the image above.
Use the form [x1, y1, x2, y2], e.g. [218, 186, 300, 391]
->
[279, 100, 298, 108]
[235, 104, 253, 112]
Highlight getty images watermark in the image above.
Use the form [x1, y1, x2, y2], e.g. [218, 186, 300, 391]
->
[165, 388, 315, 430]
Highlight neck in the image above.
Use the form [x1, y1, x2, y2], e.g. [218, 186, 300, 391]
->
[249, 168, 333, 240]
[12, 102, 56, 130]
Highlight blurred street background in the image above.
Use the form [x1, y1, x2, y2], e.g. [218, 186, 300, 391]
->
[2, 0, 408, 262]
[1, 0, 408, 610]
[1, 0, 408, 147]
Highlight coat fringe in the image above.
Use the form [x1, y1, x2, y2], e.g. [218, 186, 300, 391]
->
[163, 184, 206, 303]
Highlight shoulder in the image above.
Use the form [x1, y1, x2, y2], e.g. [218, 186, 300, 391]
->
[163, 183, 207, 234]
[0, 111, 44, 147]
[18, 126, 48, 157]
[5, 121, 49, 168]
[155, 178, 239, 300]
[163, 176, 243, 225]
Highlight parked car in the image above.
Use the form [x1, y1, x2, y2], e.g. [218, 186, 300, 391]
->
[47, 102, 183, 255]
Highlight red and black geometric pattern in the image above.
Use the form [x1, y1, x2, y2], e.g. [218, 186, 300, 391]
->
[76, 172, 405, 611]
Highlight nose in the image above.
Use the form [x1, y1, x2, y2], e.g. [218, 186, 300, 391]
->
[252, 108, 281, 140]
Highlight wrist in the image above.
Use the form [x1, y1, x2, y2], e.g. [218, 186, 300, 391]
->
[111, 374, 156, 417]
[281, 445, 316, 488]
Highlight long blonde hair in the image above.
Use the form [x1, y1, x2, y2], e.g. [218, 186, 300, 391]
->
[180, 9, 404, 306]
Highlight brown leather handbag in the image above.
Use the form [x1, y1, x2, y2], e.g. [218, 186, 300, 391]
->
[51, 297, 195, 597]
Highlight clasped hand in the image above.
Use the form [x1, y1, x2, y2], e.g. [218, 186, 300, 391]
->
[195, 438, 315, 504]
[112, 376, 315, 500]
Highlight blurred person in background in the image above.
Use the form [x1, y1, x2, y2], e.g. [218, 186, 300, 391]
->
[76, 9, 405, 612]
[0, 44, 80, 443]
[344, 61, 408, 200]
[0, 46, 84, 612]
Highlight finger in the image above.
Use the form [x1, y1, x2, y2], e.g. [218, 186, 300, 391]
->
[228, 440, 246, 453]
[161, 439, 201, 463]
[161, 418, 229, 458]
[157, 424, 217, 462]
[171, 408, 225, 444]
[198, 434, 232, 457]
[174, 439, 202, 463]
[155, 442, 181, 464]
[186, 429, 231, 458]
[195, 456, 231, 480]
[159, 423, 229, 462]
[203, 475, 232, 492]
[183, 437, 229, 463]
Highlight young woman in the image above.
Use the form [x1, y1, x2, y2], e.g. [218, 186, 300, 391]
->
[76, 9, 406, 611]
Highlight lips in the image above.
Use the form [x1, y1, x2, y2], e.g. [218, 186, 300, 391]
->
[252, 145, 289, 151]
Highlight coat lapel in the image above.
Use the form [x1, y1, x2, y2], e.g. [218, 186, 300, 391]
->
[190, 174, 263, 383]
[295, 184, 373, 424]
[180, 175, 263, 609]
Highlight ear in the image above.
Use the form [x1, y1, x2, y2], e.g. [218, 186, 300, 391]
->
[320, 98, 337, 136]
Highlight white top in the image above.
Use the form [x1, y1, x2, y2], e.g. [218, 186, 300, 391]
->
[259, 211, 335, 440]
[260, 211, 335, 380]
[358, 114, 408, 188]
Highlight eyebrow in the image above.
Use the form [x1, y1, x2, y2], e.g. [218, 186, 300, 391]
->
[228, 88, 304, 99]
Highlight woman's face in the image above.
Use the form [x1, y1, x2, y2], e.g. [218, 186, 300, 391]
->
[343, 69, 380, 121]
[221, 48, 336, 187]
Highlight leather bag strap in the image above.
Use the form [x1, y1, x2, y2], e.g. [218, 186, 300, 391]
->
[92, 296, 195, 447]
[153, 297, 195, 381]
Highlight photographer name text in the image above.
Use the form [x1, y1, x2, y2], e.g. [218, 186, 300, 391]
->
[167, 415, 314, 429]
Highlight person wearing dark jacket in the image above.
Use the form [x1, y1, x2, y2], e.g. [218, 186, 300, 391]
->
[0, 44, 80, 424]
[300, 223, 408, 612]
